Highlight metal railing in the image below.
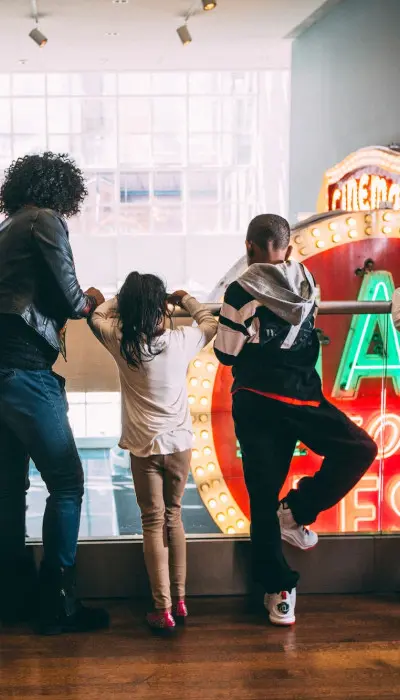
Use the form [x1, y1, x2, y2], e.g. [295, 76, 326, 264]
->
[173, 301, 392, 317]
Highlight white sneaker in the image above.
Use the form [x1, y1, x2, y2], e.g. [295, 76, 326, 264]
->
[264, 589, 296, 626]
[278, 502, 318, 550]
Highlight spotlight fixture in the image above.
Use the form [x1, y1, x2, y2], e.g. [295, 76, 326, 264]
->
[202, 0, 217, 9]
[177, 24, 192, 46]
[28, 0, 47, 47]
[29, 27, 47, 47]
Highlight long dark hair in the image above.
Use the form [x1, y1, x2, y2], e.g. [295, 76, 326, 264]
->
[117, 272, 171, 369]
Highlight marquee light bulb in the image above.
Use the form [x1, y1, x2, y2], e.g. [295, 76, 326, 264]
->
[311, 228, 320, 238]
[236, 519, 245, 529]
[219, 492, 228, 503]
[200, 430, 209, 440]
[203, 446, 212, 456]
[189, 377, 198, 386]
[216, 512, 225, 523]
[227, 526, 235, 535]
[228, 507, 236, 517]
[208, 499, 217, 509]
[202, 0, 217, 9]
[188, 395, 196, 405]
[207, 462, 216, 472]
[329, 222, 338, 231]
[348, 230, 358, 239]
[195, 467, 205, 477]
[332, 234, 341, 243]
[202, 379, 211, 389]
[347, 217, 356, 227]
[200, 396, 208, 406]
[192, 449, 199, 459]
[206, 363, 215, 372]
[382, 226, 392, 234]
[194, 359, 202, 368]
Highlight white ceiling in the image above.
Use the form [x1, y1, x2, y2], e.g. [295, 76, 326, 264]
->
[0, 0, 330, 72]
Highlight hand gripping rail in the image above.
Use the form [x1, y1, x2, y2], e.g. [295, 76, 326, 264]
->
[172, 301, 392, 318]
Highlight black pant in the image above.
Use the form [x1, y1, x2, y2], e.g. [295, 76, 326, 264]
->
[233, 391, 378, 594]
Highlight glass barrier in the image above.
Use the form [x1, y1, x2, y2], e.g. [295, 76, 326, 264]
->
[26, 298, 400, 540]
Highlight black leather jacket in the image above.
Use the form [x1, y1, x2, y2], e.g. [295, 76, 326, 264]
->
[0, 206, 92, 353]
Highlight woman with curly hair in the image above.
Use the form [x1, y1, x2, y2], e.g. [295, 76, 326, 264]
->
[0, 152, 109, 635]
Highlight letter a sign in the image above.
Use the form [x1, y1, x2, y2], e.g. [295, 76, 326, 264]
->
[333, 272, 400, 398]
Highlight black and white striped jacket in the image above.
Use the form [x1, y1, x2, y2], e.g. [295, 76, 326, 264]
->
[214, 274, 322, 403]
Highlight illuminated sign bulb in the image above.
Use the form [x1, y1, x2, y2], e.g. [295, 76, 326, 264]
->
[329, 222, 338, 231]
[316, 240, 325, 249]
[228, 507, 236, 517]
[347, 217, 356, 227]
[200, 396, 208, 406]
[195, 466, 205, 477]
[188, 395, 196, 405]
[365, 226, 372, 235]
[348, 230, 358, 239]
[382, 226, 392, 234]
[203, 446, 212, 456]
[226, 526, 235, 535]
[189, 377, 198, 386]
[193, 360, 202, 368]
[200, 430, 209, 440]
[216, 512, 225, 523]
[236, 519, 245, 529]
[207, 462, 216, 472]
[383, 212, 392, 221]
[219, 492, 228, 503]
[192, 449, 199, 459]
[332, 234, 341, 243]
[206, 362, 215, 372]
[311, 228, 320, 238]
[208, 499, 217, 509]
[202, 379, 211, 389]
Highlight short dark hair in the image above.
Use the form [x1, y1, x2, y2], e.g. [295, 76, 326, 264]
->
[0, 152, 88, 217]
[247, 214, 291, 251]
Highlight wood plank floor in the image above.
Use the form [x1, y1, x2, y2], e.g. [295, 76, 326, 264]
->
[0, 596, 399, 700]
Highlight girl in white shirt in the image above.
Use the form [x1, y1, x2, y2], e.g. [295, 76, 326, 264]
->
[90, 272, 217, 632]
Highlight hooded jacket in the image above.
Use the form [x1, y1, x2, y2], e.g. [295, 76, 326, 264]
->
[214, 260, 322, 404]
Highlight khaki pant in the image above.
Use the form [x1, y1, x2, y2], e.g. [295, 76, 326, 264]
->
[130, 450, 191, 610]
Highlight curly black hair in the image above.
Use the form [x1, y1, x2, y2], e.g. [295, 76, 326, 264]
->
[0, 152, 88, 217]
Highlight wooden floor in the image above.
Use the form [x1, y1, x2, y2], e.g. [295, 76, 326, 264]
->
[0, 596, 399, 700]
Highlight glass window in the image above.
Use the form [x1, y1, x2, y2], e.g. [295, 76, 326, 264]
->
[152, 73, 187, 95]
[154, 172, 182, 202]
[189, 72, 221, 95]
[152, 206, 183, 234]
[0, 136, 12, 168]
[118, 72, 152, 95]
[119, 135, 151, 167]
[120, 172, 150, 203]
[189, 97, 221, 133]
[152, 97, 186, 133]
[12, 74, 45, 96]
[13, 98, 46, 133]
[0, 74, 10, 96]
[188, 171, 219, 202]
[0, 99, 11, 132]
[119, 97, 151, 134]
[153, 134, 184, 165]
[119, 205, 151, 235]
[189, 134, 220, 165]
[13, 135, 47, 159]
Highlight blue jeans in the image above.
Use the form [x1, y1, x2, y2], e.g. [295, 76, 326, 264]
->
[0, 368, 84, 567]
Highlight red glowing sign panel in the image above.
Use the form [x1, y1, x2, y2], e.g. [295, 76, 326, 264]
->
[212, 238, 400, 533]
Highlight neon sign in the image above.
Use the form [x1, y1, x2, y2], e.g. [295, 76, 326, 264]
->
[317, 145, 400, 213]
[330, 175, 400, 212]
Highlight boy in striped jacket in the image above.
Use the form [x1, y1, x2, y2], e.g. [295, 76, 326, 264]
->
[214, 214, 377, 626]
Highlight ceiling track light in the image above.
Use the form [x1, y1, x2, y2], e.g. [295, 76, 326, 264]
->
[29, 0, 47, 47]
[202, 0, 217, 9]
[177, 24, 192, 46]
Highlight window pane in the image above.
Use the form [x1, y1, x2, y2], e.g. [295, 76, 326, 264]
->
[189, 134, 219, 165]
[119, 206, 151, 235]
[152, 98, 186, 133]
[12, 74, 45, 96]
[151, 73, 187, 95]
[189, 97, 221, 132]
[70, 134, 117, 168]
[47, 74, 71, 95]
[13, 135, 47, 158]
[47, 98, 71, 133]
[119, 135, 151, 166]
[187, 206, 219, 234]
[0, 99, 11, 132]
[0, 136, 11, 168]
[222, 97, 256, 133]
[189, 72, 221, 94]
[120, 172, 150, 203]
[154, 172, 182, 202]
[0, 75, 10, 96]
[119, 97, 151, 134]
[13, 99, 46, 133]
[152, 206, 183, 234]
[153, 134, 184, 165]
[188, 171, 218, 202]
[118, 73, 152, 95]
[221, 134, 253, 165]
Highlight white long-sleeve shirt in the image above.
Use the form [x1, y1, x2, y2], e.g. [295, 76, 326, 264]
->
[89, 295, 217, 457]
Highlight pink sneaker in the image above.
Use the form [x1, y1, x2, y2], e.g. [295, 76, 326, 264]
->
[146, 611, 176, 633]
[173, 600, 188, 625]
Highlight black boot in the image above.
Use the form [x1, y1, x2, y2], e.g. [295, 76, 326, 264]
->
[36, 562, 109, 636]
[0, 549, 39, 625]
